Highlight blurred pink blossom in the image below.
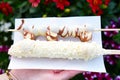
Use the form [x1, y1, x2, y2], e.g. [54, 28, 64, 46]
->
[28, 0, 40, 7]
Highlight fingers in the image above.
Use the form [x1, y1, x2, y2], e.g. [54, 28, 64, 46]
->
[56, 70, 84, 80]
[11, 69, 84, 80]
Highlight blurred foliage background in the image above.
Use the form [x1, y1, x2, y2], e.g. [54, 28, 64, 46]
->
[0, 0, 120, 80]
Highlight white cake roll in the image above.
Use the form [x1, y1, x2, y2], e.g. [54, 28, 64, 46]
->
[8, 39, 106, 61]
[13, 19, 92, 42]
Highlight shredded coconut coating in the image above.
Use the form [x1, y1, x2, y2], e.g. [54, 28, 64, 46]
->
[8, 39, 105, 61]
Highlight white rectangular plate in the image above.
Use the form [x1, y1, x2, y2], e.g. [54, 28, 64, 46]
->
[8, 16, 106, 72]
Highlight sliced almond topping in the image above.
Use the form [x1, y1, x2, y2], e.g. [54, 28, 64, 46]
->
[71, 30, 76, 37]
[79, 31, 92, 42]
[46, 26, 58, 41]
[50, 31, 58, 38]
[46, 36, 58, 41]
[23, 29, 35, 40]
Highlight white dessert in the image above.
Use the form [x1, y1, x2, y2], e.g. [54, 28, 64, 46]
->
[8, 39, 106, 61]
[15, 19, 92, 42]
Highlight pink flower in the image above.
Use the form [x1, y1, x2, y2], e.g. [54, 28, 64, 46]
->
[83, 72, 112, 80]
[104, 19, 119, 38]
[0, 45, 9, 52]
[28, 0, 40, 7]
[53, 0, 70, 10]
[0, 2, 13, 16]
[104, 55, 116, 65]
[104, 25, 119, 38]
[115, 76, 120, 80]
[0, 69, 4, 74]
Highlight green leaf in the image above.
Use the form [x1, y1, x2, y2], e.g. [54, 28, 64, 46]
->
[108, 2, 116, 10]
[76, 2, 82, 8]
[18, 1, 28, 8]
[113, 33, 120, 44]
[17, 1, 29, 13]
[0, 14, 4, 21]
[29, 8, 38, 14]
[0, 53, 10, 69]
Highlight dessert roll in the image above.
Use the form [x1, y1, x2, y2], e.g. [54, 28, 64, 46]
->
[8, 39, 105, 61]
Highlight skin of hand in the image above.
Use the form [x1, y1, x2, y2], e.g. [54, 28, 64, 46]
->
[10, 69, 83, 80]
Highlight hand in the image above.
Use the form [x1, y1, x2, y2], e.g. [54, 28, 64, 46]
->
[10, 69, 83, 80]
